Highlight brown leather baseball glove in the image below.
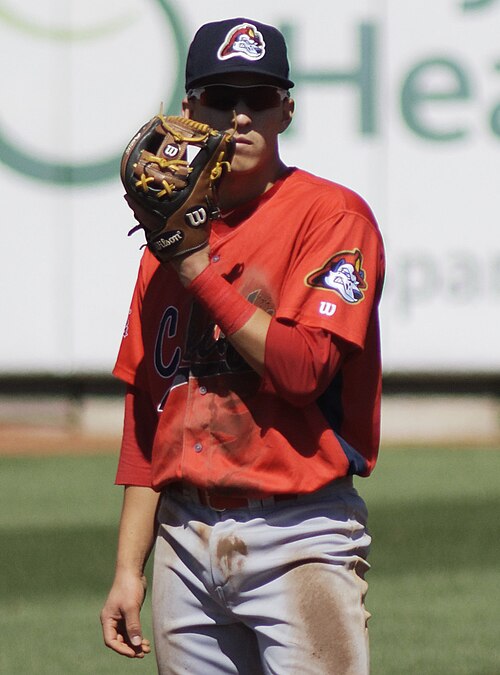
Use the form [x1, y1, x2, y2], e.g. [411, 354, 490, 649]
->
[120, 113, 234, 262]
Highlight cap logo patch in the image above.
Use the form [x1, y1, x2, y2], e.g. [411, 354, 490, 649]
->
[217, 23, 266, 62]
[306, 249, 368, 304]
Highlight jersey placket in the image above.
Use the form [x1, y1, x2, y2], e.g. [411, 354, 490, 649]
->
[181, 375, 214, 482]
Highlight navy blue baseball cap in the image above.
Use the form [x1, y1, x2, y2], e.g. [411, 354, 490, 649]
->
[185, 18, 294, 91]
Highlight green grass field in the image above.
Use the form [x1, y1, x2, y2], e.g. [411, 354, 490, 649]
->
[0, 447, 499, 674]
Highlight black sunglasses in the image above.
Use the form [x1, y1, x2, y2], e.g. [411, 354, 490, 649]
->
[187, 85, 289, 112]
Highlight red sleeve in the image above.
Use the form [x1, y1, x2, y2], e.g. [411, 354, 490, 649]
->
[259, 319, 346, 407]
[113, 250, 159, 388]
[277, 207, 385, 349]
[115, 385, 157, 487]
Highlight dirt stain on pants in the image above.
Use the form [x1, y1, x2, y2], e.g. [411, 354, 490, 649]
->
[288, 560, 370, 674]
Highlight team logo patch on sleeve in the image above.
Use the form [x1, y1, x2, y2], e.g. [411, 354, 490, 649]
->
[305, 249, 368, 304]
[217, 23, 266, 61]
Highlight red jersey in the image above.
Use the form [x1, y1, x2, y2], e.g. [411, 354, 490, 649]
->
[114, 168, 385, 496]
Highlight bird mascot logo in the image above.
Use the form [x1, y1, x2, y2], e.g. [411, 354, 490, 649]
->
[217, 23, 266, 61]
[306, 249, 368, 304]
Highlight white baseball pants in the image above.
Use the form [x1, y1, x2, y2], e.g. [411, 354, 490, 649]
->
[152, 478, 371, 674]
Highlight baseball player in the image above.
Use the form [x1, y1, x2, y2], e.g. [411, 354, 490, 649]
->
[101, 17, 385, 675]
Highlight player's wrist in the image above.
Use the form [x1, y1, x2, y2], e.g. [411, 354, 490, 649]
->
[187, 264, 257, 336]
[168, 245, 210, 287]
[114, 562, 148, 580]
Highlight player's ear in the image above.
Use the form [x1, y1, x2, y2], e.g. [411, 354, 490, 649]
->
[279, 97, 295, 133]
[181, 97, 193, 119]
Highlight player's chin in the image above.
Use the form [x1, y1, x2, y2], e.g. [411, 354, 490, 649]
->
[229, 151, 261, 175]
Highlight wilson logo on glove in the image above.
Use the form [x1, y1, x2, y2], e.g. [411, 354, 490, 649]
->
[120, 112, 235, 262]
[150, 230, 184, 252]
[163, 144, 180, 158]
[185, 206, 208, 227]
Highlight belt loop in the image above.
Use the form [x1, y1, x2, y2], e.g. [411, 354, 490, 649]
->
[248, 498, 266, 509]
[258, 497, 276, 508]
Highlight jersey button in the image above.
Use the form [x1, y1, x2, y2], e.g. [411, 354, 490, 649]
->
[199, 386, 207, 395]
[211, 255, 220, 263]
[194, 442, 203, 453]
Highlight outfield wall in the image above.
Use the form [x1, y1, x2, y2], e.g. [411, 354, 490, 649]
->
[1, 1, 499, 376]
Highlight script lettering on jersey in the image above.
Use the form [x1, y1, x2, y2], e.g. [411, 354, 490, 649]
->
[154, 306, 181, 378]
[183, 300, 248, 375]
[154, 300, 250, 411]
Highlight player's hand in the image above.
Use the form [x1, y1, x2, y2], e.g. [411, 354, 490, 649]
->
[100, 571, 151, 659]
